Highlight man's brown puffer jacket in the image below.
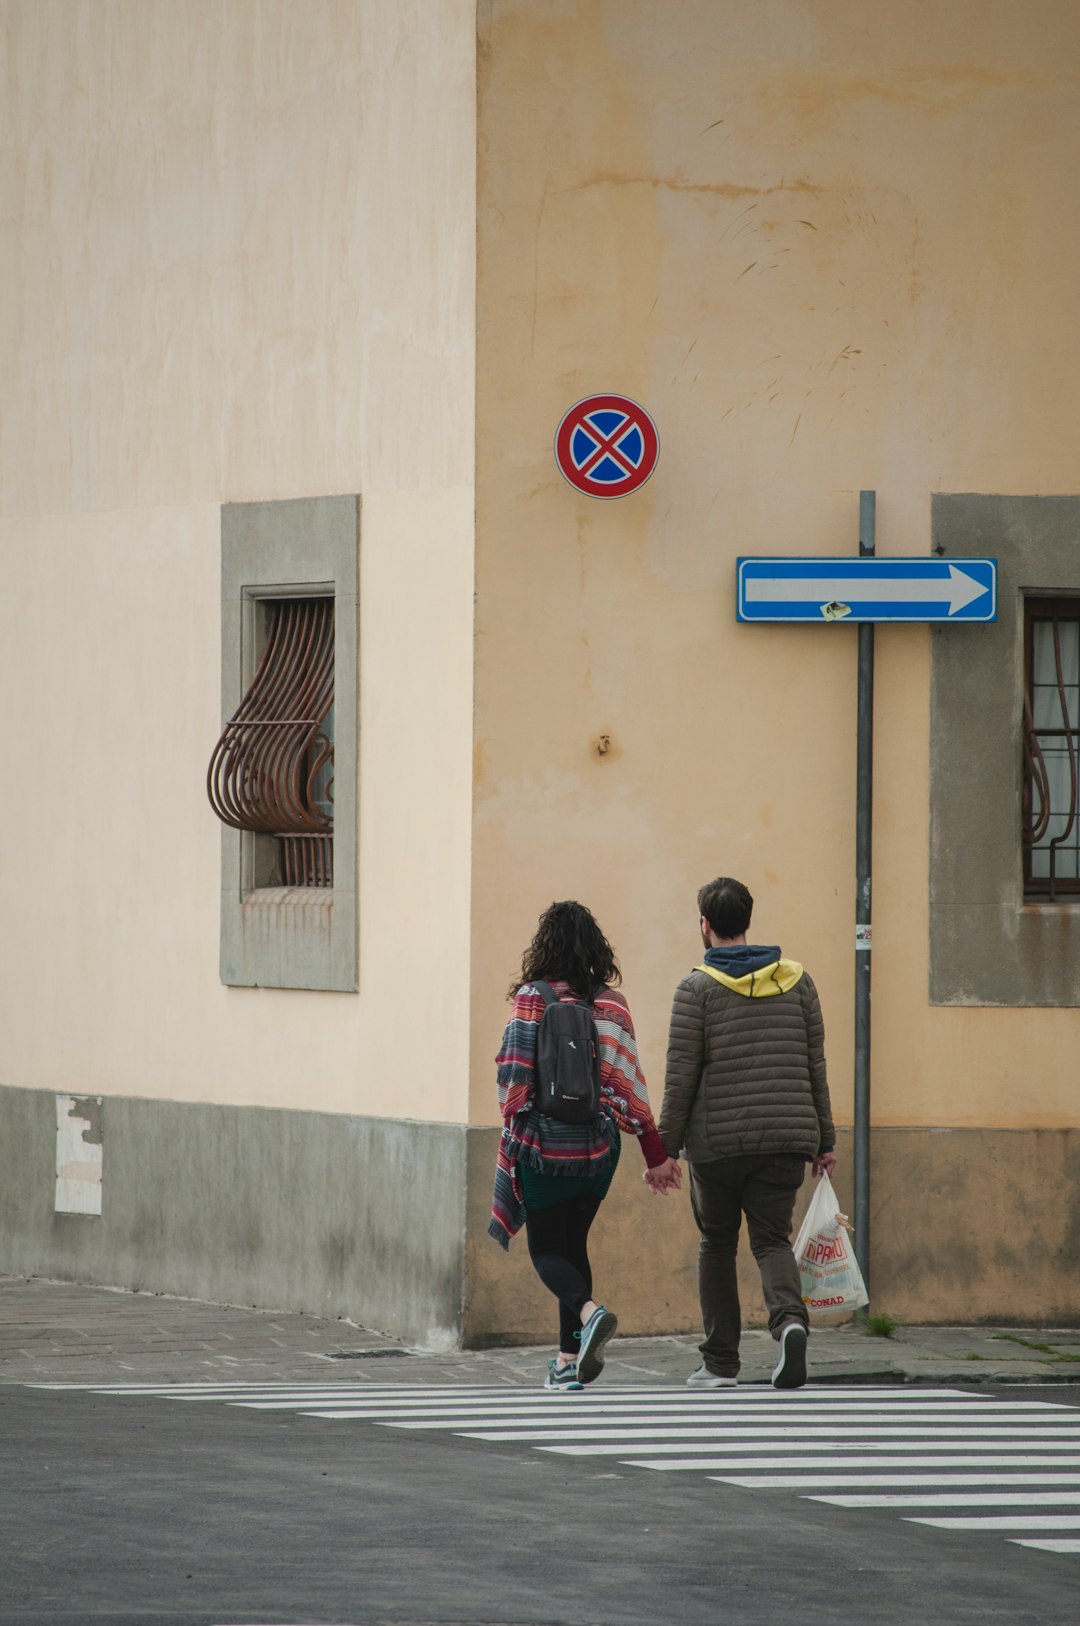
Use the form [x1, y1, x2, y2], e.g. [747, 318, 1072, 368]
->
[658, 963, 835, 1164]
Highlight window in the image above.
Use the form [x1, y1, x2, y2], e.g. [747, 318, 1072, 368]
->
[215, 495, 358, 993]
[1023, 598, 1080, 900]
[929, 494, 1080, 1007]
[207, 595, 335, 888]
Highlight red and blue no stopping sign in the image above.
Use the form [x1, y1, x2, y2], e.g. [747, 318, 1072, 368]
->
[554, 393, 660, 498]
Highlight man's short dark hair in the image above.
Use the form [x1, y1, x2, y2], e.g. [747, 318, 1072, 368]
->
[698, 876, 754, 938]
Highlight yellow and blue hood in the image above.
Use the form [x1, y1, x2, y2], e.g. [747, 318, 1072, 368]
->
[696, 944, 804, 998]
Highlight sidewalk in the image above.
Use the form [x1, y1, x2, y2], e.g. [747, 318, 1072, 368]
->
[2, 1273, 1079, 1387]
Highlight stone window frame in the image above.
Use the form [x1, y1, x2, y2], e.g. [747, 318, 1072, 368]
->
[218, 496, 358, 992]
[930, 494, 1080, 1008]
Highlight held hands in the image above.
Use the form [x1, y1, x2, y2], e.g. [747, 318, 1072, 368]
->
[812, 1151, 837, 1179]
[642, 1156, 682, 1196]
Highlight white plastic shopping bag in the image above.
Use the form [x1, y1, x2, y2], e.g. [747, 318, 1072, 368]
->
[793, 1173, 869, 1318]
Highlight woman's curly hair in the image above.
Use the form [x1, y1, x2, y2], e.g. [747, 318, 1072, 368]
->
[508, 900, 622, 1003]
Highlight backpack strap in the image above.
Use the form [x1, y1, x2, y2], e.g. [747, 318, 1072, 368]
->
[530, 980, 589, 1009]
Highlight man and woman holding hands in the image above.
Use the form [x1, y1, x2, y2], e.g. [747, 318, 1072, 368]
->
[490, 880, 836, 1392]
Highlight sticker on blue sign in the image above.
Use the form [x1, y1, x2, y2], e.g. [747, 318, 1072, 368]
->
[736, 557, 997, 624]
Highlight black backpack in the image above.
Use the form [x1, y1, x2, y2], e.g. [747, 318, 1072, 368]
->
[532, 982, 602, 1124]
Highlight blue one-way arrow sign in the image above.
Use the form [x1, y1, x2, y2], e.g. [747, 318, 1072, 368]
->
[736, 556, 997, 623]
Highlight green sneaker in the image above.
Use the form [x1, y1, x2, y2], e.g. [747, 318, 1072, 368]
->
[545, 1358, 583, 1392]
[575, 1305, 618, 1385]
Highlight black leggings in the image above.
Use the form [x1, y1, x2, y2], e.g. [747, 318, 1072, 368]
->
[525, 1193, 604, 1355]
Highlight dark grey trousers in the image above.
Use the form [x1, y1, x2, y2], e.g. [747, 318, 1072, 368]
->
[689, 1153, 809, 1378]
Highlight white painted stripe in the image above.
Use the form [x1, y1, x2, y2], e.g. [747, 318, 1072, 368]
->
[33, 1385, 967, 1414]
[908, 1516, 1080, 1531]
[235, 1401, 859, 1416]
[332, 1404, 1074, 1427]
[1010, 1538, 1080, 1552]
[625, 1455, 1080, 1472]
[266, 1403, 1060, 1424]
[23, 1382, 982, 1398]
[316, 1397, 1059, 1412]
[222, 1395, 770, 1409]
[221, 1398, 1032, 1416]
[717, 1474, 1080, 1490]
[812, 1492, 1080, 1508]
[230, 1401, 746, 1416]
[33, 1383, 1015, 1412]
[543, 1439, 1080, 1458]
[450, 1425, 1080, 1443]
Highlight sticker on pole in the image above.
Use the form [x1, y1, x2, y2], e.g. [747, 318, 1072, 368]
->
[554, 394, 659, 499]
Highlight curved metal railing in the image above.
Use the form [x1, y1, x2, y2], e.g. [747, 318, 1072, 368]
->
[207, 597, 334, 887]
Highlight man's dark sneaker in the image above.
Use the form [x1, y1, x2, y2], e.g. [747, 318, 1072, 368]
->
[771, 1320, 808, 1389]
[575, 1305, 618, 1384]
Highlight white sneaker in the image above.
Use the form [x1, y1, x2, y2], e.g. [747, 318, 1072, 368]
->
[686, 1364, 738, 1389]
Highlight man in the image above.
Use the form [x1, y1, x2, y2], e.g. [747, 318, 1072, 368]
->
[650, 876, 836, 1389]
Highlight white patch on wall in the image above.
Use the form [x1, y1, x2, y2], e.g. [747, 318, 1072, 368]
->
[55, 1095, 103, 1216]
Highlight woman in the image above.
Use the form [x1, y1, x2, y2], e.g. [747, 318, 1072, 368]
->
[489, 901, 681, 1390]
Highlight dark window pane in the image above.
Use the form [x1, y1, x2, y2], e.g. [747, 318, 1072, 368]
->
[1023, 599, 1080, 900]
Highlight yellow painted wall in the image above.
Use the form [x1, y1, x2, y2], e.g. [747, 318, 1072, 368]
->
[0, 1, 476, 1121]
[470, 0, 1080, 1143]
[4, 0, 1079, 1280]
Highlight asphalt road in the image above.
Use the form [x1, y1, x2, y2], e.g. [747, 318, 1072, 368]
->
[2, 1382, 1077, 1626]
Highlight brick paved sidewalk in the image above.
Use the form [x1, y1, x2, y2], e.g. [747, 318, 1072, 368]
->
[3, 1273, 1078, 1387]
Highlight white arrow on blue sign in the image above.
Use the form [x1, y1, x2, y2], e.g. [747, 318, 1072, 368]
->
[736, 557, 997, 623]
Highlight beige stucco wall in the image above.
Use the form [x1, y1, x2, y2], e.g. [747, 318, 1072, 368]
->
[470, 0, 1080, 1144]
[0, 1, 476, 1122]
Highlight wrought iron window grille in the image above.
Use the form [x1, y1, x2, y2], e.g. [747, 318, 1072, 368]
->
[207, 595, 335, 888]
[1022, 596, 1080, 901]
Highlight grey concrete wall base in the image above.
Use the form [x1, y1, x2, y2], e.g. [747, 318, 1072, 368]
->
[0, 1085, 465, 1349]
[9, 1088, 1076, 1347]
[931, 494, 1080, 1006]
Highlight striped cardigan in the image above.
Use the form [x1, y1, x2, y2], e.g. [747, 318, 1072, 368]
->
[489, 982, 667, 1249]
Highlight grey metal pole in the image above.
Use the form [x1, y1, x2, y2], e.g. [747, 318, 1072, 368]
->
[854, 490, 875, 1299]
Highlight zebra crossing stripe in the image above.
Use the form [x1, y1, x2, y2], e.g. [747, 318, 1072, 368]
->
[25, 1382, 985, 1397]
[546, 1438, 1080, 1456]
[401, 1416, 1071, 1435]
[255, 1391, 963, 1409]
[909, 1515, 1080, 1531]
[1012, 1539, 1080, 1552]
[454, 1424, 1080, 1443]
[628, 1456, 1080, 1472]
[813, 1491, 1080, 1508]
[228, 1398, 1020, 1416]
[718, 1474, 1080, 1490]
[296, 1404, 1045, 1425]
